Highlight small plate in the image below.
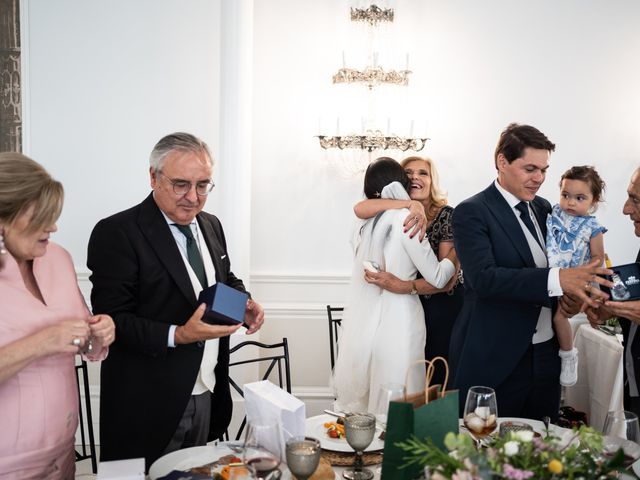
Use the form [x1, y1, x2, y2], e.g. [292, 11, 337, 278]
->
[305, 414, 385, 453]
[149, 445, 233, 479]
[149, 443, 339, 480]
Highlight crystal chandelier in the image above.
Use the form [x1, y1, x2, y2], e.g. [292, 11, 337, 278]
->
[350, 4, 394, 26]
[332, 65, 411, 90]
[317, 130, 428, 153]
[317, 3, 429, 162]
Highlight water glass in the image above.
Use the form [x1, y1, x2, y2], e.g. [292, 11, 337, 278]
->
[285, 436, 321, 480]
[603, 410, 640, 441]
[373, 383, 404, 428]
[343, 413, 376, 480]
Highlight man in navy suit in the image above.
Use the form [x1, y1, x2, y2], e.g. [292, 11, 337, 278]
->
[450, 123, 612, 421]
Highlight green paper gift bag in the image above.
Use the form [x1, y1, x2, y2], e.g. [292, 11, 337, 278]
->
[381, 357, 459, 480]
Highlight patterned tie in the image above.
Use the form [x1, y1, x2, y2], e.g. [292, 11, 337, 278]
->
[515, 201, 543, 249]
[174, 224, 208, 289]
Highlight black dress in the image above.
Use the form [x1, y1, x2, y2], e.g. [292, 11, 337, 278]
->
[419, 206, 464, 386]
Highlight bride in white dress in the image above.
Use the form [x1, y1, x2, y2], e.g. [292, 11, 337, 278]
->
[332, 158, 456, 413]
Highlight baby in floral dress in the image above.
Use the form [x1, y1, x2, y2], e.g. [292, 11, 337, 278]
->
[546, 165, 607, 386]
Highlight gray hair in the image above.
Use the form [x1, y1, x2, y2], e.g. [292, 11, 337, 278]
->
[149, 132, 213, 172]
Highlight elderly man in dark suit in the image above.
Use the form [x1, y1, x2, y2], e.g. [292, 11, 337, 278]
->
[587, 167, 640, 417]
[450, 123, 612, 421]
[88, 132, 264, 469]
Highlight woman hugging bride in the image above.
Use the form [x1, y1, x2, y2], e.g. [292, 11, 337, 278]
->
[332, 157, 457, 413]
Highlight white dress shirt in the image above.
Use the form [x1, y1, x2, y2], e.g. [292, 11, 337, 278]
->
[160, 211, 219, 395]
[494, 180, 561, 344]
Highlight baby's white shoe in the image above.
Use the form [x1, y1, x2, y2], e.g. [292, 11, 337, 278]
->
[559, 347, 579, 387]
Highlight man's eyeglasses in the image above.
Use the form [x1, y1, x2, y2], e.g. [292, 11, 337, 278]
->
[157, 171, 215, 196]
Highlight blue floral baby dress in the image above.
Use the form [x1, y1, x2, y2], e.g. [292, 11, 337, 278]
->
[546, 204, 607, 268]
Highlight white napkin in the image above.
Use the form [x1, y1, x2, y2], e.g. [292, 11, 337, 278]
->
[243, 380, 306, 458]
[97, 458, 145, 480]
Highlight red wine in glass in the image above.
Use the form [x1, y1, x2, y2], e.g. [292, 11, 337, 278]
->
[247, 456, 280, 477]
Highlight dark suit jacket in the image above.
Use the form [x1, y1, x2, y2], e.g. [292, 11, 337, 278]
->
[450, 183, 554, 395]
[87, 193, 247, 469]
[620, 250, 640, 407]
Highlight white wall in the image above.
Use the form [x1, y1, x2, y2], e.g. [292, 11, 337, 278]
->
[24, 0, 222, 268]
[250, 0, 640, 391]
[20, 0, 640, 442]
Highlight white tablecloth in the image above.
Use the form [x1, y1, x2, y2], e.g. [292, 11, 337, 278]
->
[564, 323, 625, 431]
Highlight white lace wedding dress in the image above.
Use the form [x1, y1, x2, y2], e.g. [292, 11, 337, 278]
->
[332, 182, 455, 413]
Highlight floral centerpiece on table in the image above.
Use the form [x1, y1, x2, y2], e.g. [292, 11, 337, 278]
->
[398, 426, 629, 479]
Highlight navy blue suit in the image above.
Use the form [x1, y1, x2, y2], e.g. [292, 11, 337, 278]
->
[450, 183, 560, 419]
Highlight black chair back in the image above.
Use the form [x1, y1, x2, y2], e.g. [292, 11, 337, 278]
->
[75, 357, 97, 473]
[227, 338, 292, 440]
[327, 305, 343, 370]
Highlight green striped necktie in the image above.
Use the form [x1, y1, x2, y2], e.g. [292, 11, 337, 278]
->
[173, 223, 207, 289]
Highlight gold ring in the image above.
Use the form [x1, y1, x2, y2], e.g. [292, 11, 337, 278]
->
[72, 338, 81, 347]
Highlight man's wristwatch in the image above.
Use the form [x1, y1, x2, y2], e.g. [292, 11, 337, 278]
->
[410, 281, 418, 295]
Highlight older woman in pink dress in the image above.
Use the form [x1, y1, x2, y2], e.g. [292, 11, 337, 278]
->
[0, 153, 115, 479]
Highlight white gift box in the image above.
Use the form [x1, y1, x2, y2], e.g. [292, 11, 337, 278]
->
[243, 380, 306, 459]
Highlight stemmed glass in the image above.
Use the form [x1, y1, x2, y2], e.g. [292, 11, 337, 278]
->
[601, 410, 640, 467]
[342, 413, 376, 480]
[463, 386, 498, 445]
[373, 383, 405, 430]
[603, 410, 640, 442]
[242, 419, 283, 480]
[285, 436, 321, 480]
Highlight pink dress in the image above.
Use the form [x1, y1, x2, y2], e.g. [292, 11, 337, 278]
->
[0, 242, 102, 479]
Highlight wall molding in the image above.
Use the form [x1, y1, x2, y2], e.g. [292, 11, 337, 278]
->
[75, 270, 350, 312]
[251, 273, 349, 285]
[76, 270, 350, 285]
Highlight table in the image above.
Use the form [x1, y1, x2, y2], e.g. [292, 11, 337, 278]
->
[564, 323, 625, 431]
[145, 416, 571, 480]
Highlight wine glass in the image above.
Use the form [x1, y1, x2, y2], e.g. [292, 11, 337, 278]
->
[342, 413, 376, 480]
[373, 382, 405, 429]
[243, 419, 283, 480]
[463, 386, 498, 444]
[285, 436, 321, 480]
[603, 410, 640, 441]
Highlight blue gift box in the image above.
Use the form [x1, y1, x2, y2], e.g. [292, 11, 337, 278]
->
[197, 283, 248, 326]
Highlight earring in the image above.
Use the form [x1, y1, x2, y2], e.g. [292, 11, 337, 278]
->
[374, 191, 381, 198]
[0, 228, 7, 256]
